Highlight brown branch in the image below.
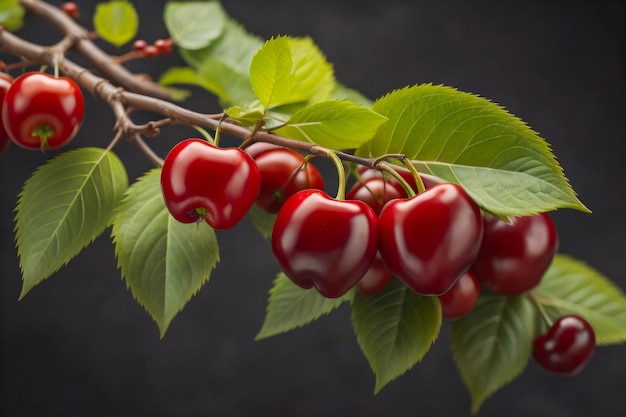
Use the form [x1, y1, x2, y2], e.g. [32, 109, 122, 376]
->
[18, 0, 174, 101]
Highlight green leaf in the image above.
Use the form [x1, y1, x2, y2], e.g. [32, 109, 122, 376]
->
[275, 100, 387, 150]
[15, 148, 128, 298]
[112, 169, 219, 337]
[331, 83, 373, 107]
[358, 84, 589, 217]
[247, 204, 276, 239]
[164, 1, 226, 50]
[289, 37, 335, 104]
[0, 0, 25, 31]
[250, 36, 294, 110]
[255, 272, 350, 340]
[451, 293, 539, 414]
[176, 19, 262, 106]
[223, 101, 265, 127]
[93, 0, 138, 47]
[351, 278, 441, 393]
[533, 254, 626, 345]
[249, 36, 336, 110]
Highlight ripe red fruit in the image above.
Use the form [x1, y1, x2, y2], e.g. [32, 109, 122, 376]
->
[533, 315, 596, 376]
[473, 213, 558, 295]
[61, 2, 80, 20]
[438, 270, 480, 319]
[160, 138, 261, 230]
[154, 38, 174, 55]
[378, 183, 483, 295]
[347, 176, 406, 215]
[2, 72, 84, 150]
[271, 189, 379, 298]
[142, 45, 159, 58]
[246, 142, 324, 213]
[356, 252, 392, 295]
[132, 39, 148, 52]
[0, 73, 13, 154]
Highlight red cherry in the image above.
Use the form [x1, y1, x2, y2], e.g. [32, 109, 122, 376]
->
[2, 72, 84, 150]
[61, 2, 80, 20]
[438, 270, 480, 319]
[271, 189, 379, 298]
[378, 183, 483, 295]
[0, 73, 13, 154]
[473, 213, 558, 295]
[356, 252, 392, 295]
[246, 143, 324, 213]
[142, 45, 159, 58]
[160, 138, 261, 230]
[347, 176, 407, 215]
[133, 39, 148, 52]
[154, 38, 174, 55]
[533, 315, 596, 376]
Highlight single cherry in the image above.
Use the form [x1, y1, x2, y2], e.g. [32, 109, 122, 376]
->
[246, 142, 324, 213]
[160, 138, 261, 229]
[438, 270, 480, 319]
[154, 38, 174, 55]
[132, 39, 148, 52]
[356, 252, 392, 295]
[271, 189, 379, 298]
[378, 183, 483, 295]
[473, 213, 558, 295]
[533, 315, 596, 376]
[62, 2, 80, 20]
[2, 72, 84, 150]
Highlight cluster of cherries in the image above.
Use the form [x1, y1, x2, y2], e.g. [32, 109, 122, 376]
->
[160, 138, 596, 376]
[132, 38, 174, 59]
[0, 71, 85, 153]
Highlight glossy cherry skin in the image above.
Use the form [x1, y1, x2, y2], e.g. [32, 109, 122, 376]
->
[160, 138, 261, 229]
[0, 74, 13, 154]
[271, 189, 379, 298]
[533, 315, 596, 376]
[347, 177, 407, 215]
[246, 143, 324, 213]
[378, 183, 483, 296]
[473, 213, 558, 295]
[2, 72, 84, 150]
[356, 252, 392, 295]
[438, 270, 480, 319]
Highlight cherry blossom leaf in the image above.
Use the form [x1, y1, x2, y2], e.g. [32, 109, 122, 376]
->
[164, 1, 226, 50]
[256, 272, 351, 340]
[93, 0, 138, 47]
[358, 84, 589, 217]
[351, 278, 441, 393]
[274, 100, 387, 149]
[533, 254, 626, 345]
[111, 169, 219, 337]
[451, 293, 539, 414]
[15, 148, 128, 298]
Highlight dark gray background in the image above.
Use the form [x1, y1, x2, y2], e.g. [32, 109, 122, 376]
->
[1, 1, 625, 416]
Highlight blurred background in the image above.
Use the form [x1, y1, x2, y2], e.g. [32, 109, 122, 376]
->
[1, 1, 624, 416]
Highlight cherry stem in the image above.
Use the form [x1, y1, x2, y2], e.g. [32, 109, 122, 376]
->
[402, 158, 426, 194]
[324, 150, 347, 200]
[192, 125, 215, 145]
[528, 293, 554, 328]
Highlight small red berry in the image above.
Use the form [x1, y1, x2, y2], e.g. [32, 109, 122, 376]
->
[132, 39, 148, 52]
[154, 38, 174, 55]
[142, 45, 159, 58]
[438, 270, 480, 319]
[61, 2, 80, 20]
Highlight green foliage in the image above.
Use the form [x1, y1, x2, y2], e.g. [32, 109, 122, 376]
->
[93, 0, 138, 47]
[358, 85, 589, 217]
[534, 254, 626, 345]
[161, 4, 262, 106]
[111, 169, 220, 337]
[15, 148, 128, 298]
[451, 294, 539, 414]
[274, 100, 387, 150]
[256, 273, 350, 340]
[248, 204, 276, 239]
[164, 1, 226, 50]
[0, 0, 24, 31]
[351, 278, 441, 393]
